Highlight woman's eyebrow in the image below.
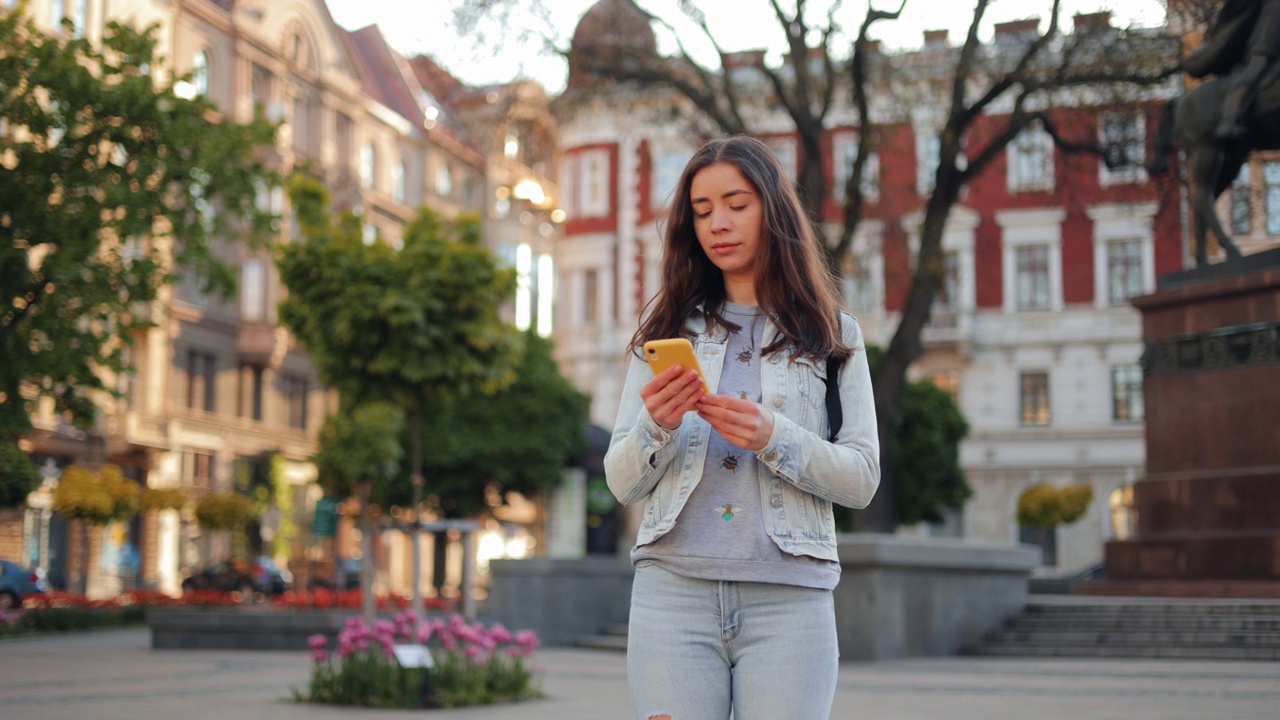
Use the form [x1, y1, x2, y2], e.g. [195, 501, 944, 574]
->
[690, 188, 753, 204]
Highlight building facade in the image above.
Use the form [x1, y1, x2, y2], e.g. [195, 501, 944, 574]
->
[4, 0, 496, 597]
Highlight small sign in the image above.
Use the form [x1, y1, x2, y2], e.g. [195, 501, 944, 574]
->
[313, 497, 338, 538]
[393, 643, 434, 669]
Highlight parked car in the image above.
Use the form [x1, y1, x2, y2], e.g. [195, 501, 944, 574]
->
[306, 558, 361, 592]
[181, 556, 292, 597]
[0, 559, 48, 610]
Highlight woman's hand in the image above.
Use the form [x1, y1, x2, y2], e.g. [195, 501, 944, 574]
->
[642, 366, 706, 430]
[695, 395, 775, 452]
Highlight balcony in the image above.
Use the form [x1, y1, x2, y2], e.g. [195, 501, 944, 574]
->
[237, 322, 284, 366]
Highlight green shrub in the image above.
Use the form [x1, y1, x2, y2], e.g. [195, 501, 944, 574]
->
[296, 613, 543, 709]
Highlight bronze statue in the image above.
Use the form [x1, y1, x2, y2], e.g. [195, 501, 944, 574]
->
[1148, 0, 1280, 267]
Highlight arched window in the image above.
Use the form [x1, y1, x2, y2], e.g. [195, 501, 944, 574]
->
[192, 51, 210, 96]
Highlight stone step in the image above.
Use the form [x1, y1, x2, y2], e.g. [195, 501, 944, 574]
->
[970, 643, 1280, 660]
[969, 596, 1280, 660]
[1023, 598, 1280, 616]
[575, 633, 628, 652]
[986, 628, 1280, 647]
[1008, 615, 1280, 631]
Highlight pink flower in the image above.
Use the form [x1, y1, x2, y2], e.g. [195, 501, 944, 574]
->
[311, 649, 329, 663]
[307, 633, 328, 651]
[488, 623, 513, 645]
[514, 630, 540, 653]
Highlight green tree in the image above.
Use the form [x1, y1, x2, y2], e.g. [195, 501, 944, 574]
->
[836, 345, 970, 530]
[312, 402, 405, 623]
[51, 464, 140, 594]
[277, 174, 521, 613]
[400, 331, 590, 519]
[0, 10, 277, 504]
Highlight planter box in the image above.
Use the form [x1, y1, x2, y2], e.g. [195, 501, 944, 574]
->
[487, 536, 1039, 660]
[149, 609, 349, 651]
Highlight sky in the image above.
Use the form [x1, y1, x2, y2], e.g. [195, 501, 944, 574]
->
[323, 0, 1169, 94]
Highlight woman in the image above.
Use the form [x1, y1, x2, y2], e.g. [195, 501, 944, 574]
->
[604, 135, 880, 720]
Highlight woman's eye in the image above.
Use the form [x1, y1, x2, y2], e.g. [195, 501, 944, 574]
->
[694, 211, 711, 219]
[730, 206, 747, 212]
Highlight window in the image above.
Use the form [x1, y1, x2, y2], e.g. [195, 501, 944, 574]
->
[1099, 110, 1145, 185]
[1106, 240, 1144, 305]
[935, 250, 961, 309]
[281, 374, 308, 430]
[239, 365, 264, 421]
[930, 369, 961, 399]
[182, 450, 214, 492]
[1265, 162, 1280, 235]
[360, 143, 376, 189]
[582, 268, 599, 324]
[335, 113, 353, 177]
[578, 149, 610, 217]
[240, 259, 265, 321]
[192, 51, 210, 96]
[504, 132, 519, 159]
[832, 133, 879, 202]
[1015, 245, 1051, 310]
[186, 350, 217, 412]
[436, 163, 453, 197]
[843, 260, 875, 312]
[1231, 164, 1252, 235]
[917, 132, 940, 195]
[1088, 203, 1155, 309]
[71, 0, 87, 35]
[766, 137, 797, 181]
[392, 159, 406, 204]
[1111, 365, 1144, 422]
[560, 154, 575, 217]
[362, 223, 377, 246]
[1008, 124, 1054, 192]
[514, 243, 532, 331]
[291, 96, 309, 154]
[1019, 371, 1051, 426]
[653, 149, 690, 208]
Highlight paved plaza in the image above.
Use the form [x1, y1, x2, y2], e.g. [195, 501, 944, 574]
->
[0, 627, 1277, 719]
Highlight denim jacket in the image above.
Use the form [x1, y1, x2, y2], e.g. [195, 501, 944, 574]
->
[604, 310, 880, 563]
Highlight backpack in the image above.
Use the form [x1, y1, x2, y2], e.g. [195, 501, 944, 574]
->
[824, 355, 843, 442]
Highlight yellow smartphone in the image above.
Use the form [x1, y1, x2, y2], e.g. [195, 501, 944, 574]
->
[643, 338, 709, 393]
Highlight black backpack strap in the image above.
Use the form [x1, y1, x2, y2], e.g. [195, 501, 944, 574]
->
[825, 354, 843, 442]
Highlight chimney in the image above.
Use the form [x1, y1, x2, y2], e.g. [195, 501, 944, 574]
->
[1073, 11, 1112, 32]
[994, 18, 1041, 37]
[923, 29, 948, 49]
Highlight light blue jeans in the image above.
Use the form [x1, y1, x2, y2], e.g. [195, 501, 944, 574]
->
[626, 562, 839, 720]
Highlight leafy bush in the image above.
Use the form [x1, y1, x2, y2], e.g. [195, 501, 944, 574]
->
[298, 614, 542, 709]
[194, 492, 256, 530]
[1017, 483, 1094, 527]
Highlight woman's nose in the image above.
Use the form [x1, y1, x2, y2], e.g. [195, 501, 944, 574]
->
[710, 208, 731, 231]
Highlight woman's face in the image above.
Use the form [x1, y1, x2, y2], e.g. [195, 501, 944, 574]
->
[689, 162, 764, 290]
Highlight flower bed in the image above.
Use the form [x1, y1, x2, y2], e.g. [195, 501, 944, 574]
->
[1, 589, 455, 639]
[297, 613, 542, 709]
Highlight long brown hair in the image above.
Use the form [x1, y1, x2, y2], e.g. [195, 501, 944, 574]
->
[629, 135, 850, 361]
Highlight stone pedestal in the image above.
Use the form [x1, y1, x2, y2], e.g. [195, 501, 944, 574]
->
[1091, 255, 1280, 597]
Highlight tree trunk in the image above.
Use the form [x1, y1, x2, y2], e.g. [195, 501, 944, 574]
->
[863, 164, 965, 533]
[410, 407, 424, 616]
[358, 481, 376, 625]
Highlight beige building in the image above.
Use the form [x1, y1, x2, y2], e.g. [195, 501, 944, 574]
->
[5, 0, 509, 598]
